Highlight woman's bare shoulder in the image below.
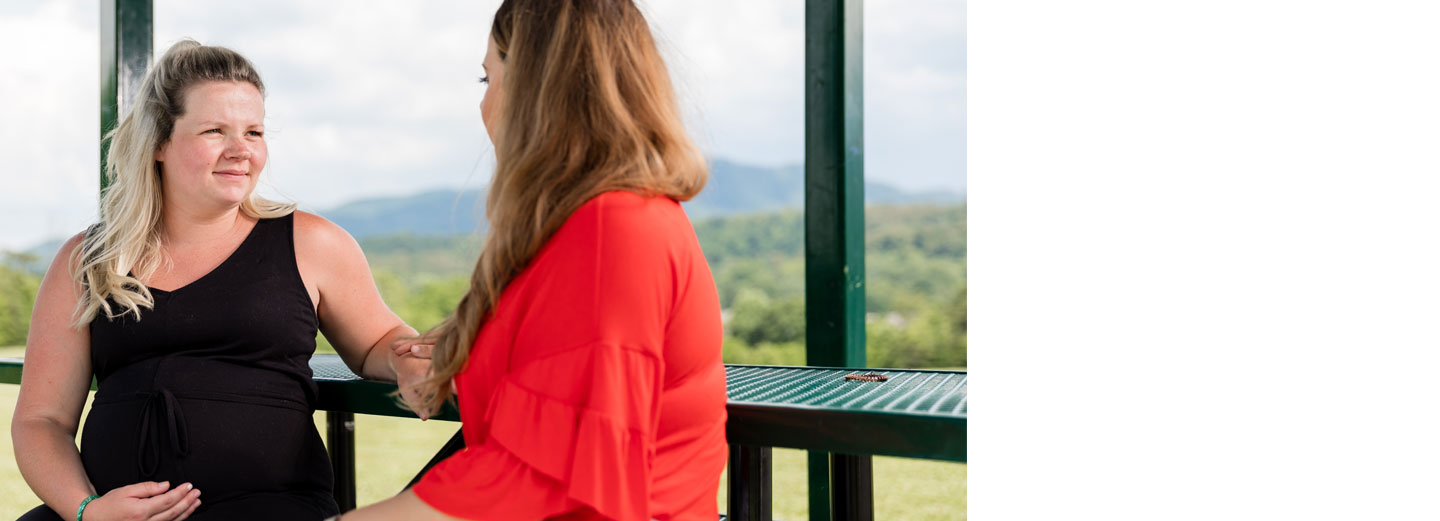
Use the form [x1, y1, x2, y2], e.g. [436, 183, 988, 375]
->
[46, 231, 89, 275]
[292, 210, 358, 248]
[290, 210, 369, 286]
[57, 231, 86, 254]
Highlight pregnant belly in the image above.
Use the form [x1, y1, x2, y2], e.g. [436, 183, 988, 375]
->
[80, 396, 332, 502]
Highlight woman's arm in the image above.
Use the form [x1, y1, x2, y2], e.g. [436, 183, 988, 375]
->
[293, 213, 432, 409]
[11, 234, 199, 520]
[326, 489, 460, 521]
[12, 234, 101, 516]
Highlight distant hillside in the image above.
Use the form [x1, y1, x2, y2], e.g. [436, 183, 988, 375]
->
[320, 158, 962, 239]
[17, 240, 63, 275]
[685, 159, 964, 219]
[692, 203, 967, 267]
[319, 189, 487, 239]
[355, 203, 966, 308]
[9, 158, 963, 258]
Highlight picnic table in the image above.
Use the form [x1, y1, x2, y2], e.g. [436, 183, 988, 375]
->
[0, 355, 967, 521]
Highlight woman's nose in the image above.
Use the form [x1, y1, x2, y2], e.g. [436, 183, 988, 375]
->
[224, 136, 252, 160]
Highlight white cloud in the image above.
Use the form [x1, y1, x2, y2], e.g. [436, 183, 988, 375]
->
[0, 0, 100, 250]
[866, 0, 967, 191]
[645, 0, 967, 192]
[643, 0, 806, 166]
[153, 0, 497, 208]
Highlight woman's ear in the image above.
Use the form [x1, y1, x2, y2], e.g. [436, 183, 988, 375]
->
[155, 142, 167, 164]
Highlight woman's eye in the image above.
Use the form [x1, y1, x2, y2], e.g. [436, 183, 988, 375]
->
[247, 130, 264, 137]
[203, 129, 221, 134]
[478, 76, 490, 85]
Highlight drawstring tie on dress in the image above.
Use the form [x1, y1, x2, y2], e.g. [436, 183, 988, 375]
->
[136, 388, 189, 477]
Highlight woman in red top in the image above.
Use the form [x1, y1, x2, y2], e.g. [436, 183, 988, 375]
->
[335, 1, 726, 520]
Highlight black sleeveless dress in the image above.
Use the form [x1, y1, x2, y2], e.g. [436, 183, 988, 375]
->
[19, 214, 340, 521]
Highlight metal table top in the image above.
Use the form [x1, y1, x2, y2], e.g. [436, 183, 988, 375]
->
[311, 355, 966, 461]
[0, 355, 967, 462]
[725, 365, 967, 416]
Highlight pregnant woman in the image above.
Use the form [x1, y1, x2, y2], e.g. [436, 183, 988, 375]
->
[12, 40, 427, 520]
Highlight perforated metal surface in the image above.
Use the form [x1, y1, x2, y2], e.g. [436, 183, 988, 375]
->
[723, 364, 966, 461]
[726, 366, 967, 417]
[310, 356, 362, 381]
[309, 358, 969, 419]
[307, 355, 462, 422]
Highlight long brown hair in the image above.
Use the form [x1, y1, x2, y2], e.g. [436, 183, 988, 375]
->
[413, 0, 707, 413]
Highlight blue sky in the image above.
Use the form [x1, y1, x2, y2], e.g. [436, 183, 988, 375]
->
[0, 0, 964, 250]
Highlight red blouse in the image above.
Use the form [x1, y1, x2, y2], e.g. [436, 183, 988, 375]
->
[413, 191, 728, 521]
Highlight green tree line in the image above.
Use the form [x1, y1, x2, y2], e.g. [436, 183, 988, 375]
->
[362, 204, 966, 368]
[0, 254, 42, 346]
[696, 204, 966, 368]
[4, 204, 966, 369]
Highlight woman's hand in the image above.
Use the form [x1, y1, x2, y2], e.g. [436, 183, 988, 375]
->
[84, 481, 201, 521]
[391, 338, 434, 359]
[391, 351, 435, 420]
[389, 339, 458, 418]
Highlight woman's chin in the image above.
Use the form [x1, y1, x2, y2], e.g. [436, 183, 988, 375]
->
[209, 188, 253, 208]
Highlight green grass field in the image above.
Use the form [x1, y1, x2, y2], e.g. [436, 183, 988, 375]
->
[0, 346, 965, 519]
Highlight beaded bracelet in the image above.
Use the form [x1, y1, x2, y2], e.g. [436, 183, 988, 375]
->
[76, 495, 99, 521]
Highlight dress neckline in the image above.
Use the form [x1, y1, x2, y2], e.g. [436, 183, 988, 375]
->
[147, 216, 266, 295]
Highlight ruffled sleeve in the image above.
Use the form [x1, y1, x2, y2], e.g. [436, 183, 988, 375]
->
[413, 342, 663, 520]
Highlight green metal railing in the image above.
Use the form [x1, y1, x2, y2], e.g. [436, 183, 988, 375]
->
[804, 1, 868, 518]
[100, 0, 152, 193]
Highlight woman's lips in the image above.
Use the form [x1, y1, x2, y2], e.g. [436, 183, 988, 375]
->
[214, 170, 248, 177]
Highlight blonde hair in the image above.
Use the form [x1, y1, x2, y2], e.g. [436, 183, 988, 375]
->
[72, 39, 293, 326]
[413, 0, 708, 413]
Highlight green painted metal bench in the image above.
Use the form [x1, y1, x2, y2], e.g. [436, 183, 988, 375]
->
[0, 355, 966, 520]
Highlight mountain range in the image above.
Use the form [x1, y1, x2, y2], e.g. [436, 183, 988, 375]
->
[13, 159, 961, 266]
[319, 158, 962, 239]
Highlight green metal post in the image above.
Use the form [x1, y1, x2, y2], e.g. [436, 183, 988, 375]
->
[805, 0, 865, 520]
[100, 0, 153, 193]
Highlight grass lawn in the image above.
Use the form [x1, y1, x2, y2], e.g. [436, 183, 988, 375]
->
[0, 346, 965, 519]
